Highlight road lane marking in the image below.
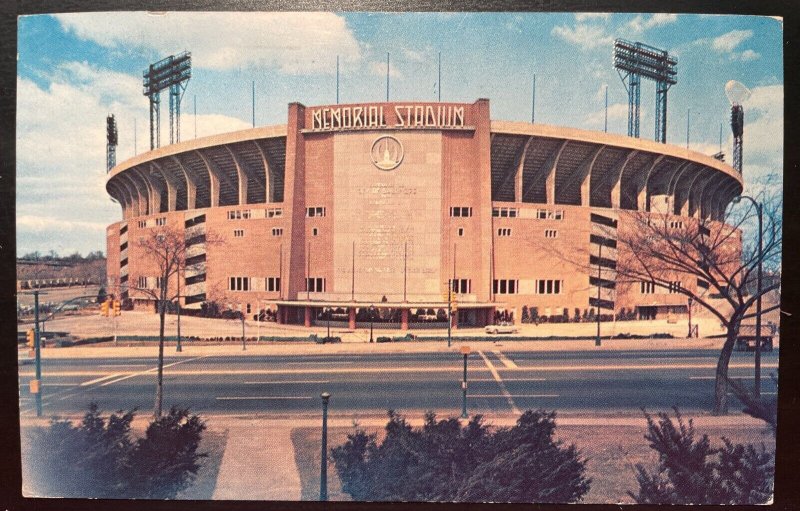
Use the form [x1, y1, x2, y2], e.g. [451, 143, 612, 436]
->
[43, 383, 80, 387]
[286, 361, 354, 365]
[478, 351, 521, 415]
[97, 364, 147, 368]
[492, 350, 518, 369]
[99, 356, 208, 386]
[690, 376, 777, 380]
[472, 378, 546, 382]
[472, 394, 559, 398]
[80, 373, 124, 386]
[510, 362, 779, 372]
[242, 380, 329, 385]
[137, 366, 490, 376]
[216, 396, 313, 400]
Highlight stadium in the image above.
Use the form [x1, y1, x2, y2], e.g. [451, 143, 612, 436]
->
[105, 98, 743, 330]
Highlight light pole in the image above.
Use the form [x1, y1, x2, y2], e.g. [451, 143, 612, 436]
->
[320, 392, 331, 501]
[33, 290, 43, 417]
[596, 242, 602, 346]
[240, 304, 246, 351]
[460, 346, 471, 418]
[176, 267, 182, 352]
[369, 304, 375, 343]
[733, 195, 763, 398]
[687, 296, 693, 338]
[326, 306, 331, 341]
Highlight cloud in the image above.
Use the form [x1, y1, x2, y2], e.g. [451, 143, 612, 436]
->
[743, 84, 783, 166]
[627, 13, 678, 33]
[16, 62, 253, 255]
[735, 49, 761, 62]
[552, 24, 614, 50]
[711, 29, 753, 53]
[574, 13, 610, 22]
[401, 48, 426, 62]
[583, 102, 630, 127]
[53, 12, 362, 74]
[370, 60, 402, 79]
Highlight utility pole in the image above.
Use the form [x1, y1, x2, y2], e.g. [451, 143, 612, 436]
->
[176, 266, 182, 352]
[531, 73, 536, 123]
[460, 346, 471, 419]
[447, 279, 452, 348]
[33, 290, 43, 417]
[686, 107, 690, 149]
[241, 305, 246, 351]
[336, 56, 340, 104]
[320, 392, 331, 501]
[386, 52, 390, 101]
[252, 81, 255, 128]
[604, 85, 609, 133]
[596, 242, 602, 347]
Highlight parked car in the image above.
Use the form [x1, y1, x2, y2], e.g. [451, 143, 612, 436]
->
[485, 322, 518, 334]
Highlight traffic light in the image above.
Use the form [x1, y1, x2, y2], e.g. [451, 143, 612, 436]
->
[113, 300, 121, 316]
[26, 329, 34, 348]
[100, 300, 110, 316]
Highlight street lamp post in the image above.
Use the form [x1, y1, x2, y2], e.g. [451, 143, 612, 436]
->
[33, 290, 43, 417]
[320, 392, 331, 501]
[240, 305, 247, 351]
[460, 345, 471, 419]
[734, 195, 763, 398]
[369, 304, 375, 343]
[596, 242, 602, 346]
[326, 307, 331, 341]
[687, 296, 693, 338]
[176, 269, 182, 352]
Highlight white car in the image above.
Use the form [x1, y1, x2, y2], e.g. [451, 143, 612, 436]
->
[485, 323, 518, 334]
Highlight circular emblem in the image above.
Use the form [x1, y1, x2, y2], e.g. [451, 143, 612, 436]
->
[370, 135, 404, 171]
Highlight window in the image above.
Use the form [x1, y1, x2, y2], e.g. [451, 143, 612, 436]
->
[493, 279, 518, 294]
[267, 277, 281, 292]
[492, 207, 518, 218]
[449, 206, 472, 217]
[137, 276, 147, 288]
[312, 227, 319, 236]
[307, 207, 326, 217]
[668, 281, 682, 294]
[497, 228, 512, 237]
[267, 208, 283, 218]
[669, 220, 684, 229]
[535, 209, 564, 220]
[120, 225, 128, 235]
[457, 227, 464, 237]
[545, 229, 558, 238]
[246, 303, 252, 314]
[306, 277, 326, 292]
[119, 241, 128, 251]
[184, 214, 206, 228]
[229, 277, 251, 291]
[138, 220, 147, 228]
[536, 279, 563, 295]
[155, 276, 165, 289]
[451, 279, 471, 294]
[227, 209, 251, 220]
[640, 281, 655, 294]
[155, 217, 166, 226]
[233, 229, 245, 237]
[272, 228, 283, 236]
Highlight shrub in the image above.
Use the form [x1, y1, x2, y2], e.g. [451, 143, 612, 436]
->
[628, 408, 773, 504]
[26, 403, 206, 499]
[529, 307, 539, 322]
[332, 410, 590, 503]
[573, 308, 581, 322]
[521, 306, 530, 324]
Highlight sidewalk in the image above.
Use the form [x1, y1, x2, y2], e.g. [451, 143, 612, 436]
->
[26, 336, 742, 360]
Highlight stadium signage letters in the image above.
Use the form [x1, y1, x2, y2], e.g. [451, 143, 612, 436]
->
[310, 104, 466, 131]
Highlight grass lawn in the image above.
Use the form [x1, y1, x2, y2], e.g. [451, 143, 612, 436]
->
[291, 419, 775, 504]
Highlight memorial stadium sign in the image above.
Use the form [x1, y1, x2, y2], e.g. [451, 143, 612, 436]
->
[308, 103, 468, 132]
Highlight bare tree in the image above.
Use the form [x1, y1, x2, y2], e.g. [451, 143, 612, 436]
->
[615, 191, 781, 415]
[132, 225, 206, 417]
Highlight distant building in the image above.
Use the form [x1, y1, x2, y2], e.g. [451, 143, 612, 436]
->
[105, 99, 742, 329]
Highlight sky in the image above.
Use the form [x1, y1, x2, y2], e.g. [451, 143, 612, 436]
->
[16, 12, 783, 256]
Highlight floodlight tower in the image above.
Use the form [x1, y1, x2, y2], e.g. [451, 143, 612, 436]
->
[106, 114, 118, 172]
[613, 39, 677, 142]
[725, 80, 751, 173]
[143, 51, 192, 150]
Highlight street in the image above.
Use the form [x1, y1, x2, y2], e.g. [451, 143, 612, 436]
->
[18, 348, 779, 418]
